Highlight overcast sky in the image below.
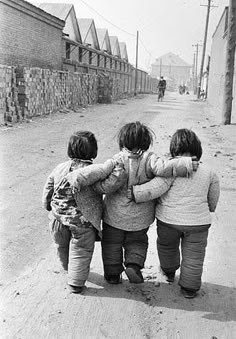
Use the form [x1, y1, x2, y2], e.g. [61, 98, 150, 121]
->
[30, 0, 228, 71]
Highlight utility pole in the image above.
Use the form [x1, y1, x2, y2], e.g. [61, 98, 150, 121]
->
[192, 44, 201, 94]
[222, 0, 236, 125]
[192, 52, 196, 92]
[197, 0, 215, 98]
[134, 30, 139, 96]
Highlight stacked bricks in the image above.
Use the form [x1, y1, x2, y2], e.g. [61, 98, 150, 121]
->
[97, 74, 124, 104]
[15, 67, 98, 119]
[0, 64, 124, 124]
[0, 65, 21, 124]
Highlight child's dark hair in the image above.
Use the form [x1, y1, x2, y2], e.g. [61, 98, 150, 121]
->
[67, 131, 98, 160]
[117, 121, 154, 151]
[170, 128, 202, 160]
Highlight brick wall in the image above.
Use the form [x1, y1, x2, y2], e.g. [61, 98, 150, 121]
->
[0, 0, 64, 70]
[0, 65, 98, 123]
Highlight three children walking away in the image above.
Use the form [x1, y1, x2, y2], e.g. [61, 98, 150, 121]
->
[42, 124, 218, 299]
[131, 128, 220, 298]
[42, 131, 126, 293]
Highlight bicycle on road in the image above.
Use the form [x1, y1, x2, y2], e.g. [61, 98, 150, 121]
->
[158, 87, 164, 102]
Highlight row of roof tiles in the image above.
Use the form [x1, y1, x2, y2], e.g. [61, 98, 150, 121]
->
[38, 3, 128, 61]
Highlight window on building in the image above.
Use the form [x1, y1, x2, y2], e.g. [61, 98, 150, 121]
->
[110, 58, 112, 69]
[89, 51, 93, 64]
[104, 56, 107, 68]
[79, 47, 83, 62]
[66, 43, 71, 59]
[97, 54, 100, 67]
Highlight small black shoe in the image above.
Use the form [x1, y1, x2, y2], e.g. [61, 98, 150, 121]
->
[125, 264, 144, 283]
[160, 268, 176, 283]
[104, 273, 122, 284]
[181, 287, 197, 299]
[69, 285, 84, 294]
[165, 272, 175, 283]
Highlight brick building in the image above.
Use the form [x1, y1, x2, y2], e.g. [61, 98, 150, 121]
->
[0, 0, 64, 69]
[151, 52, 191, 90]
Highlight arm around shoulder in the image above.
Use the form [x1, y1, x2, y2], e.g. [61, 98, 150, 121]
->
[66, 159, 116, 190]
[133, 177, 172, 203]
[148, 154, 193, 178]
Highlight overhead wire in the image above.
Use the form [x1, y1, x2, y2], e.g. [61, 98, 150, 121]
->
[77, 0, 135, 37]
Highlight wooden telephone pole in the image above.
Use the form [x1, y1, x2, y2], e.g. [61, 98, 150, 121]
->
[197, 0, 213, 98]
[134, 30, 139, 96]
[222, 0, 236, 125]
[192, 44, 201, 94]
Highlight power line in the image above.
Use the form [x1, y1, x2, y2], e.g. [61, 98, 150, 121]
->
[78, 0, 135, 37]
[139, 37, 154, 58]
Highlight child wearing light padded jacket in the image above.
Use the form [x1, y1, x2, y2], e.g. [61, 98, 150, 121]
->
[130, 128, 220, 298]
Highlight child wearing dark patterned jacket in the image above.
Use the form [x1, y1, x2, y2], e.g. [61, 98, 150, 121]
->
[42, 131, 126, 293]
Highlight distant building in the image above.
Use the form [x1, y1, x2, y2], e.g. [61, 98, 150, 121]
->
[151, 52, 191, 89]
[0, 0, 64, 69]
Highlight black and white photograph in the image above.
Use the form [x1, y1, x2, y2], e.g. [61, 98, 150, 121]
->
[0, 0, 236, 338]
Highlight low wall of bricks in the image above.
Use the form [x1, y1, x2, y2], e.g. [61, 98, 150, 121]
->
[0, 64, 126, 124]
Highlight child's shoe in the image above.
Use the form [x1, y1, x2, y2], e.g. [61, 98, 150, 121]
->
[164, 271, 175, 283]
[181, 287, 197, 299]
[69, 284, 84, 294]
[104, 273, 122, 284]
[125, 264, 144, 283]
[160, 267, 176, 283]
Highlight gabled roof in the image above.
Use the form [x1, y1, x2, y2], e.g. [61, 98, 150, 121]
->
[38, 3, 73, 20]
[119, 42, 128, 62]
[38, 3, 81, 42]
[96, 28, 111, 54]
[153, 52, 191, 67]
[78, 18, 100, 50]
[109, 36, 121, 57]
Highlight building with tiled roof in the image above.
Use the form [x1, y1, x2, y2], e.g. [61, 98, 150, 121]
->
[38, 3, 81, 42]
[77, 18, 99, 49]
[119, 42, 128, 62]
[96, 28, 111, 54]
[109, 36, 121, 58]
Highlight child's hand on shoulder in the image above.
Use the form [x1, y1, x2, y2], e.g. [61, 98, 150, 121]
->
[113, 155, 125, 169]
[127, 186, 134, 201]
[192, 156, 199, 171]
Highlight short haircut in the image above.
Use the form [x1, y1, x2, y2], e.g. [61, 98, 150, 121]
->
[117, 121, 154, 151]
[67, 131, 98, 160]
[170, 128, 202, 160]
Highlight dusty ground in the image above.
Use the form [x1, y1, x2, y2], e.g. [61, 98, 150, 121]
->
[0, 92, 236, 339]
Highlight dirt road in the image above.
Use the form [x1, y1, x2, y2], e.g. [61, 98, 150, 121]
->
[1, 93, 236, 338]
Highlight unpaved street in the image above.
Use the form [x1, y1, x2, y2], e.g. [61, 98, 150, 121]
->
[1, 93, 236, 338]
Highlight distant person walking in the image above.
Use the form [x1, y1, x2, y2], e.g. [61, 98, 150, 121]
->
[157, 76, 167, 97]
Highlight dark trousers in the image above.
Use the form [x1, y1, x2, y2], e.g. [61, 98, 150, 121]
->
[102, 222, 149, 276]
[156, 219, 210, 291]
